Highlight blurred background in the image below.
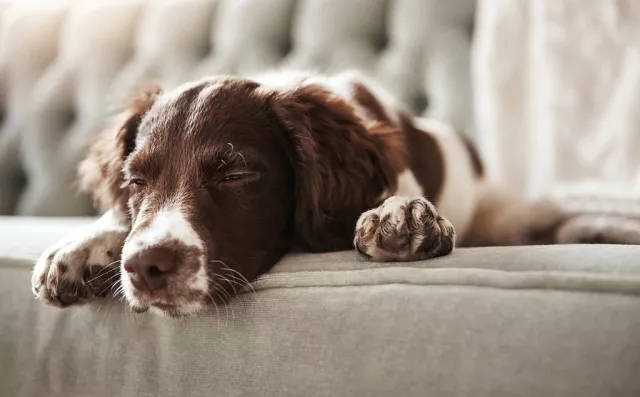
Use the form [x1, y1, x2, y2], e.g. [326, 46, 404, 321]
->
[0, 0, 637, 216]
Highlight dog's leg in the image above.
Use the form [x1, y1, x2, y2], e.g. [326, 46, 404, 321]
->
[555, 214, 640, 244]
[31, 209, 129, 307]
[460, 186, 566, 246]
[462, 186, 640, 246]
[353, 196, 456, 261]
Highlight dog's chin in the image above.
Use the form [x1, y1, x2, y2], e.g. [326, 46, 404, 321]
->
[127, 300, 205, 318]
[130, 304, 149, 313]
[122, 275, 207, 317]
[126, 295, 205, 318]
[152, 301, 205, 318]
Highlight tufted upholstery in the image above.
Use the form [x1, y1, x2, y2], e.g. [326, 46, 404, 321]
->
[0, 0, 475, 215]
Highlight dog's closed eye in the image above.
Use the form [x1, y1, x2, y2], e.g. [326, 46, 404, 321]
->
[128, 178, 146, 186]
[218, 171, 261, 185]
[123, 177, 147, 192]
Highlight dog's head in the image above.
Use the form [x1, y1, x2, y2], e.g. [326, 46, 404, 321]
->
[79, 76, 403, 316]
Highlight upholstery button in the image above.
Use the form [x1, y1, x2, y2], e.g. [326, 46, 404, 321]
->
[12, 168, 27, 191]
[373, 32, 388, 53]
[197, 41, 213, 60]
[60, 108, 76, 127]
[279, 38, 293, 58]
[413, 93, 429, 114]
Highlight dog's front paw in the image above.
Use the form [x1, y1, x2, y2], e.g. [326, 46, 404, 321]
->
[31, 228, 127, 307]
[354, 196, 455, 261]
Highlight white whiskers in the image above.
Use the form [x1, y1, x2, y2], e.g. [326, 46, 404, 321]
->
[83, 260, 121, 284]
[208, 259, 255, 294]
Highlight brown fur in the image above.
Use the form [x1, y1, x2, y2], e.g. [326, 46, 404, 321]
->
[268, 83, 406, 251]
[352, 81, 393, 123]
[460, 134, 484, 177]
[78, 86, 161, 215]
[399, 114, 445, 204]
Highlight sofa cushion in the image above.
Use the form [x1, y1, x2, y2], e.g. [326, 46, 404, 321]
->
[0, 0, 475, 215]
[1, 216, 639, 396]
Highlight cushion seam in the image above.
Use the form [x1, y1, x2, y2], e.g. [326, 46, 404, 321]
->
[241, 281, 640, 297]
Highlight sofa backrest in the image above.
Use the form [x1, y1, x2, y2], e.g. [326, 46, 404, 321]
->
[0, 0, 475, 215]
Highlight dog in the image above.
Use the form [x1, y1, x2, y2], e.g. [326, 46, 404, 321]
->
[30, 71, 635, 317]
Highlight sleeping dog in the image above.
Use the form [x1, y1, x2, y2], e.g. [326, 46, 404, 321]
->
[30, 72, 626, 316]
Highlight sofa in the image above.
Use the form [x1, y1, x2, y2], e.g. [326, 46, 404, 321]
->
[1, 1, 639, 396]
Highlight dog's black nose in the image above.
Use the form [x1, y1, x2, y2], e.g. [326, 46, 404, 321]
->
[124, 247, 177, 291]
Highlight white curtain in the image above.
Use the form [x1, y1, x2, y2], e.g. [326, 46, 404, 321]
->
[473, 0, 640, 199]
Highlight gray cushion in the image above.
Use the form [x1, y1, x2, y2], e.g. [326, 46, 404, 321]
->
[1, 216, 639, 396]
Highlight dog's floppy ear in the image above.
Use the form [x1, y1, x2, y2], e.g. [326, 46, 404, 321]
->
[267, 83, 406, 251]
[78, 85, 160, 214]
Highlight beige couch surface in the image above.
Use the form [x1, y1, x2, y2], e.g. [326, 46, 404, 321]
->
[1, 216, 639, 397]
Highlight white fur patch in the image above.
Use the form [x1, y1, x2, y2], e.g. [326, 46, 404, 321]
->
[189, 261, 209, 294]
[395, 169, 424, 197]
[254, 70, 401, 125]
[413, 117, 479, 240]
[122, 205, 203, 262]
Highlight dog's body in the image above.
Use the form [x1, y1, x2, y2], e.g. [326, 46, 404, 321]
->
[30, 72, 622, 317]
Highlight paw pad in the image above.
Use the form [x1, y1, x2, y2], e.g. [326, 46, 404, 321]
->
[354, 196, 455, 261]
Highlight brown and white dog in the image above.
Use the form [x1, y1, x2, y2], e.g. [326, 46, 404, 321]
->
[30, 71, 631, 317]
